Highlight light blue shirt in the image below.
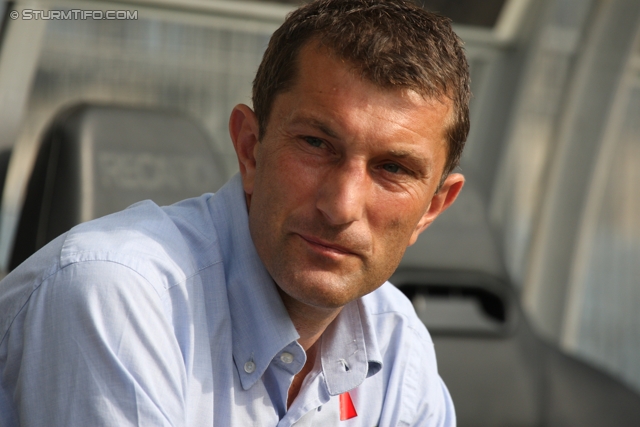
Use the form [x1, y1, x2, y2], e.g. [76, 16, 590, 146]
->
[0, 174, 455, 426]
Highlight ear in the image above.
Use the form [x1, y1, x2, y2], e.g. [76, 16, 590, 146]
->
[229, 104, 260, 196]
[408, 173, 465, 246]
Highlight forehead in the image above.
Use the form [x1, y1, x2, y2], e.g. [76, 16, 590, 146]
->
[274, 42, 453, 145]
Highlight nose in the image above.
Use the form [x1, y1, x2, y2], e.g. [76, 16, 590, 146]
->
[316, 160, 368, 225]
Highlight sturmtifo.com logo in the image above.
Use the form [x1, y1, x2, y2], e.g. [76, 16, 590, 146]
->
[10, 9, 138, 20]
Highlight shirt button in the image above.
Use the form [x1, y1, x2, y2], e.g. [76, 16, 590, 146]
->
[244, 361, 256, 374]
[280, 352, 294, 364]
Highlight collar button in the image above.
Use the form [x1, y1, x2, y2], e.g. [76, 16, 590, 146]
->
[244, 361, 256, 374]
[280, 352, 294, 364]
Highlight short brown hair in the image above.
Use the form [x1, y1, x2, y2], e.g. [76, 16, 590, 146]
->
[252, 0, 470, 179]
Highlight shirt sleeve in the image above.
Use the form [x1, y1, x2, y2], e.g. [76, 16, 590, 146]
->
[409, 375, 457, 427]
[7, 260, 187, 427]
[370, 320, 456, 427]
[404, 336, 456, 427]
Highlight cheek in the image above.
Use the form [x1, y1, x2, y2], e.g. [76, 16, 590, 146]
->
[251, 151, 320, 224]
[377, 217, 411, 253]
[369, 190, 428, 237]
[266, 151, 325, 199]
[366, 196, 431, 268]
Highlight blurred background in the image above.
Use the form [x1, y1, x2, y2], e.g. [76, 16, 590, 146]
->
[0, 0, 638, 425]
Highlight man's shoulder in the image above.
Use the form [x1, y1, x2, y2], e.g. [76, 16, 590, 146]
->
[1, 195, 220, 309]
[62, 195, 221, 277]
[0, 194, 223, 343]
[362, 282, 421, 322]
[362, 281, 432, 343]
[358, 283, 450, 425]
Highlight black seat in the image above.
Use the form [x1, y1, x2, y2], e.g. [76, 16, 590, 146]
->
[392, 182, 640, 426]
[8, 103, 227, 271]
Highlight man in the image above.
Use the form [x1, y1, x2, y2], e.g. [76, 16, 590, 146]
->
[0, 0, 469, 425]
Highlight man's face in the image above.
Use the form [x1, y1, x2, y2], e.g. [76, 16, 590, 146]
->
[231, 43, 463, 310]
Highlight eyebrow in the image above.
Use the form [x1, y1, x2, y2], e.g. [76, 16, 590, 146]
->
[387, 149, 425, 160]
[289, 116, 340, 139]
[387, 149, 434, 178]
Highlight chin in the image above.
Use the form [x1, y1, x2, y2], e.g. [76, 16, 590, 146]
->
[276, 269, 373, 309]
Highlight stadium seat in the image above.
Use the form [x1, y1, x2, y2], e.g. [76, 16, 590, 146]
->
[7, 103, 227, 271]
[392, 182, 640, 426]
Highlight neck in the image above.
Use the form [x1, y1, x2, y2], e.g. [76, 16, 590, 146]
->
[277, 287, 342, 351]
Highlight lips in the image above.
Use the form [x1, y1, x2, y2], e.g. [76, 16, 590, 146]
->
[297, 233, 358, 257]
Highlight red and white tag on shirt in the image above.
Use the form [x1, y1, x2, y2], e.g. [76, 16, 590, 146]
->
[339, 392, 357, 421]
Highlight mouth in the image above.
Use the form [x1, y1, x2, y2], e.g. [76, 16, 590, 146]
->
[296, 234, 358, 257]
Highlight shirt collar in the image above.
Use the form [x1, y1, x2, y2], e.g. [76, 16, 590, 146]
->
[209, 174, 383, 392]
[321, 298, 383, 395]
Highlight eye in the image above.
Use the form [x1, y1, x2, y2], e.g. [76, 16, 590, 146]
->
[381, 163, 404, 174]
[303, 136, 325, 148]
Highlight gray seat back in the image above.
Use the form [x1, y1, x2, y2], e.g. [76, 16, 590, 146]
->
[9, 103, 226, 270]
[392, 182, 640, 426]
